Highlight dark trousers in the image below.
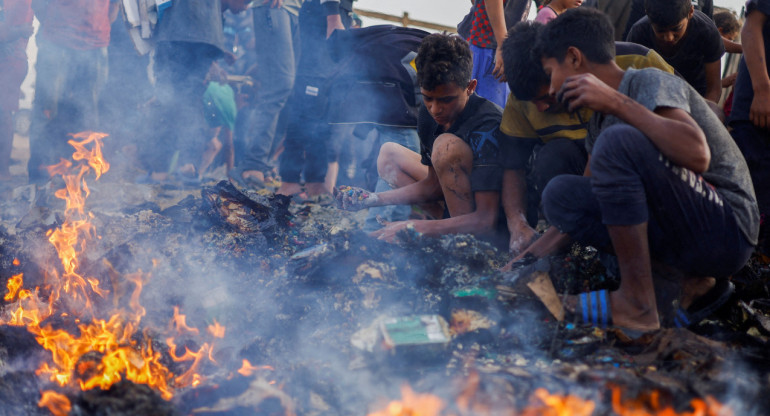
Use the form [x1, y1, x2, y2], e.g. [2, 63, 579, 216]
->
[142, 41, 219, 173]
[525, 138, 587, 226]
[542, 125, 753, 278]
[731, 121, 770, 252]
[278, 117, 329, 183]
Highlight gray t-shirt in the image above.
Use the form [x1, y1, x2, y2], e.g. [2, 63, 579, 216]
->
[587, 68, 759, 244]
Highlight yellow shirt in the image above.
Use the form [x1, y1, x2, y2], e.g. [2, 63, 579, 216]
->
[500, 43, 675, 143]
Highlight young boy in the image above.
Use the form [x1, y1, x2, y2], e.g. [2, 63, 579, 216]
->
[498, 21, 674, 255]
[528, 8, 757, 333]
[729, 0, 770, 253]
[334, 33, 504, 242]
[626, 0, 724, 103]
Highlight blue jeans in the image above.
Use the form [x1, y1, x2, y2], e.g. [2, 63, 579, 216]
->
[363, 126, 420, 232]
[240, 7, 300, 173]
[470, 44, 509, 108]
[542, 125, 753, 278]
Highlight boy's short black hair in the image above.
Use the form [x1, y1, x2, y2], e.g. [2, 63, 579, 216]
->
[538, 8, 615, 65]
[415, 33, 473, 91]
[644, 0, 692, 27]
[713, 10, 741, 36]
[502, 21, 548, 101]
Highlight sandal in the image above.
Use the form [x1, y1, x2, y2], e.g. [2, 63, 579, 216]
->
[570, 289, 650, 340]
[673, 279, 734, 328]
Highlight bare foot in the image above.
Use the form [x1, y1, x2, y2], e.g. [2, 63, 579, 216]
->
[277, 182, 303, 196]
[304, 182, 329, 198]
[242, 170, 264, 183]
[680, 276, 716, 310]
[563, 291, 660, 332]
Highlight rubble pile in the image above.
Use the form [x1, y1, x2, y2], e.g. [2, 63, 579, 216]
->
[0, 179, 768, 415]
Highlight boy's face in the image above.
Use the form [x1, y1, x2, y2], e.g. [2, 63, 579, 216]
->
[650, 8, 693, 48]
[421, 80, 477, 128]
[541, 56, 581, 100]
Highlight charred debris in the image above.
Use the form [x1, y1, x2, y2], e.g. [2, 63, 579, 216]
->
[0, 179, 768, 415]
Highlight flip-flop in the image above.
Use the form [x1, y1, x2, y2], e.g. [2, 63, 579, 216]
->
[576, 289, 613, 328]
[573, 289, 649, 340]
[673, 279, 734, 328]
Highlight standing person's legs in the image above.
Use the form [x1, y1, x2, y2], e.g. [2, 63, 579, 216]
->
[0, 58, 27, 180]
[145, 42, 216, 176]
[238, 7, 298, 183]
[731, 121, 770, 254]
[363, 127, 420, 232]
[470, 44, 509, 108]
[28, 41, 106, 184]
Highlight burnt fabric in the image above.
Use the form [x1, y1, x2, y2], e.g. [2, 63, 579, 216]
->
[418, 94, 503, 192]
[626, 10, 724, 96]
[543, 125, 753, 278]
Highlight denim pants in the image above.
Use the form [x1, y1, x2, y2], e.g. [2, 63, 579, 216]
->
[240, 7, 300, 173]
[363, 126, 420, 232]
[542, 125, 753, 278]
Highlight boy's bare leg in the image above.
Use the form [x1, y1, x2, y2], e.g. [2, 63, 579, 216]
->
[323, 161, 339, 194]
[377, 142, 428, 187]
[376, 142, 441, 218]
[606, 223, 661, 332]
[430, 133, 474, 217]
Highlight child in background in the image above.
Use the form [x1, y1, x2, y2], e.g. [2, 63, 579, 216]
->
[626, 0, 725, 104]
[714, 9, 743, 116]
[534, 0, 584, 24]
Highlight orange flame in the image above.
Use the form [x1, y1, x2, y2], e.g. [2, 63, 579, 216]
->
[368, 385, 445, 416]
[521, 388, 596, 416]
[38, 390, 71, 416]
[237, 359, 273, 377]
[207, 320, 226, 338]
[611, 386, 734, 416]
[3, 273, 24, 301]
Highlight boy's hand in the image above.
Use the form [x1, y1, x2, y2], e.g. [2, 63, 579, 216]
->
[493, 47, 506, 82]
[369, 220, 417, 242]
[750, 90, 770, 130]
[557, 73, 624, 114]
[508, 219, 538, 256]
[334, 186, 379, 211]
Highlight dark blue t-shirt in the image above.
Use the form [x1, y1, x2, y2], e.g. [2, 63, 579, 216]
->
[626, 10, 724, 96]
[418, 94, 503, 192]
[730, 0, 770, 126]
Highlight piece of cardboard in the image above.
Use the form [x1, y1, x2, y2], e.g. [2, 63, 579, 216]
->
[526, 271, 564, 321]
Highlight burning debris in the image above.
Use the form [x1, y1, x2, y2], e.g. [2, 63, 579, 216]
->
[0, 133, 768, 415]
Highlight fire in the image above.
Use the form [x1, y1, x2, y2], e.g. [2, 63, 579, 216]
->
[521, 388, 595, 416]
[368, 385, 445, 416]
[237, 359, 273, 377]
[0, 131, 240, 407]
[611, 386, 734, 416]
[38, 390, 71, 416]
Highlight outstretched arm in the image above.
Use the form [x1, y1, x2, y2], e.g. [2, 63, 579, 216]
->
[742, 7, 770, 129]
[371, 190, 500, 241]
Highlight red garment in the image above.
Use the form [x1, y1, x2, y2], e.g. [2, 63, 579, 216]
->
[0, 0, 33, 111]
[39, 0, 112, 49]
[468, 0, 507, 49]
